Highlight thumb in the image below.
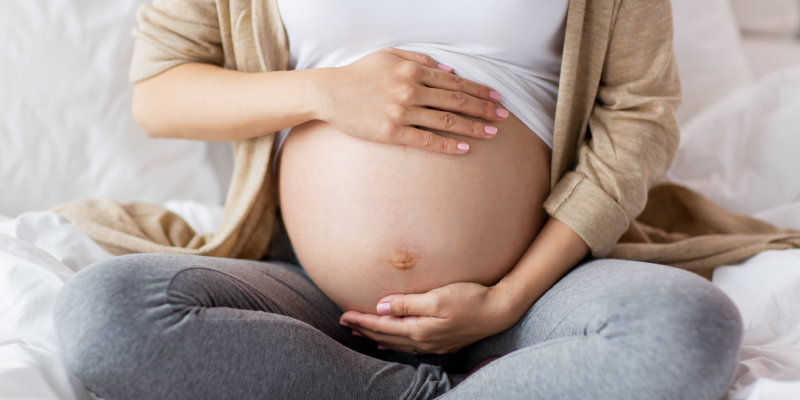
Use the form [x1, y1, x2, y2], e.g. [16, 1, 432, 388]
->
[377, 292, 440, 317]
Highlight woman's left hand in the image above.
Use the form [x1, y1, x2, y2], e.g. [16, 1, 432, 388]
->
[338, 282, 520, 354]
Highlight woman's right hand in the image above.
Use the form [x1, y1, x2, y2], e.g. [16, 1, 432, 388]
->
[313, 47, 507, 154]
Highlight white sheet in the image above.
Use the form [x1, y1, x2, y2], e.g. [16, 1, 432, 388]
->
[667, 65, 800, 226]
[714, 251, 800, 397]
[0, 213, 110, 400]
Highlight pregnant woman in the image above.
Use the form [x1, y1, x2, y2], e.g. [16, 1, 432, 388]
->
[54, 0, 743, 399]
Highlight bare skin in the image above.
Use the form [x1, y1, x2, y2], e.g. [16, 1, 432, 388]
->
[132, 48, 590, 356]
[278, 107, 551, 314]
[133, 48, 506, 153]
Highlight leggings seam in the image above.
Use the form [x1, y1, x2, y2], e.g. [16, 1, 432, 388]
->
[256, 268, 346, 328]
[540, 291, 656, 341]
[165, 265, 345, 334]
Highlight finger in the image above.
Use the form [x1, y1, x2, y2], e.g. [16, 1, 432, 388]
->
[348, 313, 415, 337]
[422, 69, 502, 103]
[350, 316, 454, 354]
[391, 126, 471, 155]
[356, 326, 412, 344]
[377, 47, 453, 73]
[414, 88, 508, 129]
[420, 86, 506, 123]
[339, 310, 367, 327]
[408, 109, 496, 140]
[350, 312, 444, 341]
[377, 292, 446, 318]
[353, 326, 428, 353]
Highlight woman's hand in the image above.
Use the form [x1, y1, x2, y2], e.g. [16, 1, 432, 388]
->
[338, 282, 520, 354]
[313, 47, 508, 154]
[338, 219, 591, 355]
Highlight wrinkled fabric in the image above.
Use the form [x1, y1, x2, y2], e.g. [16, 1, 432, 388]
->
[55, 255, 741, 400]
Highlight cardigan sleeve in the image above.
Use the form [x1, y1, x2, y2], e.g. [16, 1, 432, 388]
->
[129, 0, 226, 83]
[544, 0, 682, 257]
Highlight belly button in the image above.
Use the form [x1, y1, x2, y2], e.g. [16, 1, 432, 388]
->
[385, 249, 418, 271]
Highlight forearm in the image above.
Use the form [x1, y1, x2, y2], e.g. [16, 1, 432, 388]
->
[495, 217, 590, 322]
[131, 63, 325, 141]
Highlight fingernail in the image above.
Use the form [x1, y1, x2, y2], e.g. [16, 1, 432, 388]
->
[377, 303, 392, 315]
[378, 345, 388, 350]
[437, 64, 453, 73]
[352, 330, 363, 337]
[490, 91, 501, 101]
[457, 142, 469, 152]
[340, 321, 349, 327]
[496, 108, 509, 118]
[484, 126, 497, 135]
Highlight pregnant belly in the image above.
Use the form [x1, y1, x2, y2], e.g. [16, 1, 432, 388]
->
[278, 109, 551, 314]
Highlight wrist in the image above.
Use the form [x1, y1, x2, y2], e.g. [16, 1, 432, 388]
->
[490, 279, 532, 327]
[306, 67, 337, 122]
[491, 218, 591, 325]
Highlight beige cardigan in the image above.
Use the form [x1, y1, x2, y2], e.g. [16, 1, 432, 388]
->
[53, 0, 800, 271]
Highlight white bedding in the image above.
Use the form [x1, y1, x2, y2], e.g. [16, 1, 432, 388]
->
[667, 65, 800, 226]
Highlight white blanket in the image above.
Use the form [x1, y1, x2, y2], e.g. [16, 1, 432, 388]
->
[0, 213, 110, 400]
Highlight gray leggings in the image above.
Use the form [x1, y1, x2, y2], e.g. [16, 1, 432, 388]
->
[54, 254, 742, 400]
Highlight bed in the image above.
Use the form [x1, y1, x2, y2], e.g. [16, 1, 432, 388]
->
[2, 0, 799, 399]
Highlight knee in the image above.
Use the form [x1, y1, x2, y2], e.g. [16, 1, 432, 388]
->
[630, 262, 743, 349]
[594, 260, 743, 398]
[53, 254, 173, 389]
[666, 269, 743, 395]
[583, 260, 742, 340]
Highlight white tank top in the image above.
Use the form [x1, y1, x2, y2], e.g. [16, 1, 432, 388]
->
[275, 0, 569, 148]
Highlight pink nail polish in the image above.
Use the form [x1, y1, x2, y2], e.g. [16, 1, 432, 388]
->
[490, 91, 501, 101]
[437, 64, 453, 73]
[457, 142, 469, 151]
[378, 345, 388, 350]
[352, 330, 363, 337]
[496, 108, 509, 118]
[377, 303, 392, 315]
[484, 126, 497, 135]
[340, 321, 349, 327]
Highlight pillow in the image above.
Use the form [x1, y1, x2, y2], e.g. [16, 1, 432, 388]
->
[730, 0, 800, 37]
[667, 65, 800, 224]
[0, 0, 221, 217]
[671, 0, 756, 125]
[742, 37, 800, 79]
